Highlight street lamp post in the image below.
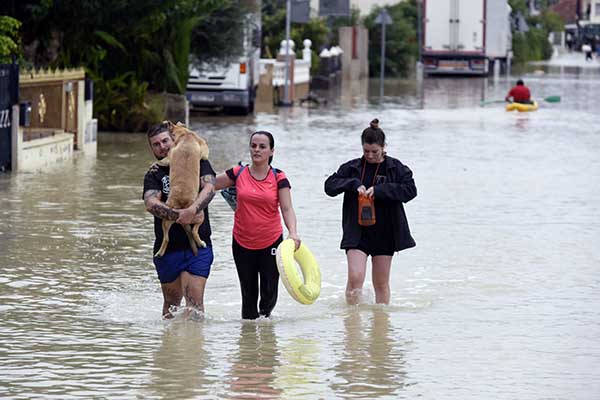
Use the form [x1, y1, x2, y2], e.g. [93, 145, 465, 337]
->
[416, 0, 424, 81]
[375, 8, 392, 100]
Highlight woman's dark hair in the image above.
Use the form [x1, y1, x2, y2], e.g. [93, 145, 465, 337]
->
[361, 119, 385, 147]
[250, 130, 275, 164]
[147, 121, 172, 142]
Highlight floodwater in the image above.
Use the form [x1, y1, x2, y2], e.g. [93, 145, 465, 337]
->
[1, 62, 600, 399]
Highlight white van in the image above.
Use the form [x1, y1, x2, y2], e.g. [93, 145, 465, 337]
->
[186, 13, 261, 115]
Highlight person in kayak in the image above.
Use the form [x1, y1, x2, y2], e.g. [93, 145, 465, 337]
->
[505, 79, 532, 104]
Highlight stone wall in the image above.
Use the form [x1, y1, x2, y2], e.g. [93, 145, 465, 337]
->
[338, 26, 369, 81]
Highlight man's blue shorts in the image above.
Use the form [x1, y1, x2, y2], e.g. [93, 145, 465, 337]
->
[153, 246, 214, 283]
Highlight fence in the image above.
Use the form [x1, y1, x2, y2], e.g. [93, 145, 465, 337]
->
[7, 68, 96, 172]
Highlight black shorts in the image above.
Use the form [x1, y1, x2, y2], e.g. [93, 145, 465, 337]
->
[345, 232, 395, 257]
[345, 246, 394, 257]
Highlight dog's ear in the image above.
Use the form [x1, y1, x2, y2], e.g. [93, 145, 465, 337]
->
[171, 124, 187, 142]
[164, 120, 174, 133]
[174, 122, 196, 137]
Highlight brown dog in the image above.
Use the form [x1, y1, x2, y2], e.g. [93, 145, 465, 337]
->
[154, 122, 209, 257]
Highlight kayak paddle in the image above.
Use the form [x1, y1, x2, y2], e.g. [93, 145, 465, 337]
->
[543, 95, 561, 103]
[480, 95, 561, 106]
[480, 99, 507, 106]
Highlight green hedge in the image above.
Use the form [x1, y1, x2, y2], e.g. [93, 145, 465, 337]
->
[512, 28, 553, 64]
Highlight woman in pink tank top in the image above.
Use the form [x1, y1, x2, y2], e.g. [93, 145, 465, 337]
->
[216, 131, 301, 319]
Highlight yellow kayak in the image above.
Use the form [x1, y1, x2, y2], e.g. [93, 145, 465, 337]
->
[506, 100, 538, 112]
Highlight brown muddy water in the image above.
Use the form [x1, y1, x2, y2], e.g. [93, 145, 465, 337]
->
[1, 70, 600, 399]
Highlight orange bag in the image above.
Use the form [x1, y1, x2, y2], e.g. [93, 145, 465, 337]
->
[358, 194, 376, 226]
[358, 159, 381, 226]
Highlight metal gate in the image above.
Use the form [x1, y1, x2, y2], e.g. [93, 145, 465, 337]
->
[0, 64, 19, 172]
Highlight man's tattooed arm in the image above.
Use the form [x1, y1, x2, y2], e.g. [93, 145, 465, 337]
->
[144, 189, 179, 220]
[194, 175, 216, 214]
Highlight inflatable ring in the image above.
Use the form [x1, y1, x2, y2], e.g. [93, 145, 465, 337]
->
[506, 100, 538, 112]
[276, 239, 321, 305]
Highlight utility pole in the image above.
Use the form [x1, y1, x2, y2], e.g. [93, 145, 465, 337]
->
[416, 0, 423, 81]
[375, 8, 392, 99]
[282, 0, 293, 106]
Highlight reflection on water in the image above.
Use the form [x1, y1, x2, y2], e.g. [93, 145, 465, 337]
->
[148, 322, 210, 399]
[227, 322, 281, 399]
[1, 70, 600, 399]
[275, 331, 321, 398]
[330, 307, 406, 398]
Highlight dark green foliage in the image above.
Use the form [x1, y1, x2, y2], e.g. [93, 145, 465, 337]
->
[508, 0, 528, 15]
[539, 11, 564, 33]
[330, 7, 361, 33]
[190, 2, 248, 68]
[512, 28, 554, 64]
[261, 0, 329, 72]
[290, 18, 329, 72]
[88, 70, 162, 133]
[364, 1, 418, 78]
[0, 15, 21, 63]
[511, 8, 562, 64]
[3, 0, 246, 131]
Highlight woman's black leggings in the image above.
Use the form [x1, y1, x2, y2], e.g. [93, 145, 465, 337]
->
[232, 235, 282, 319]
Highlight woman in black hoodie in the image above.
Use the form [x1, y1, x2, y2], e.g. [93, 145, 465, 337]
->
[324, 119, 417, 305]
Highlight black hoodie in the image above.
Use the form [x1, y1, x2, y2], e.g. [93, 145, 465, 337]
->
[324, 155, 417, 252]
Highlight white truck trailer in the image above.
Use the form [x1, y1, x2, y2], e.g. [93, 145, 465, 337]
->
[422, 0, 511, 76]
[485, 0, 512, 75]
[186, 12, 261, 114]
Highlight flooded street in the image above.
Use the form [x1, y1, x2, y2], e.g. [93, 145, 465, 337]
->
[1, 66, 600, 399]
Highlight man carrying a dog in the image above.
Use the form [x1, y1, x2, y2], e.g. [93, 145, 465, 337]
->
[143, 121, 216, 318]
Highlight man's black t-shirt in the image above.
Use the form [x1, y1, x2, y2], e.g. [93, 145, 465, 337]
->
[143, 159, 216, 254]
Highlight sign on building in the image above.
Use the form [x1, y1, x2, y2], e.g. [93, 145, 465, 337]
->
[319, 0, 350, 17]
[291, 0, 310, 23]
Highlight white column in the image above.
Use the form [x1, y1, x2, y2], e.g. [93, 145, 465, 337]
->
[11, 104, 20, 172]
[77, 80, 85, 150]
[303, 39, 312, 64]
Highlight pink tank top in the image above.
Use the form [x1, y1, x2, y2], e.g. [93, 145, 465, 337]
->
[232, 165, 288, 249]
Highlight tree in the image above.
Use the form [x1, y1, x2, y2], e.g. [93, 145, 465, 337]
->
[261, 0, 329, 72]
[508, 0, 528, 15]
[364, 1, 418, 78]
[508, 1, 560, 64]
[190, 1, 250, 69]
[0, 15, 21, 63]
[2, 0, 247, 131]
[3, 0, 246, 92]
